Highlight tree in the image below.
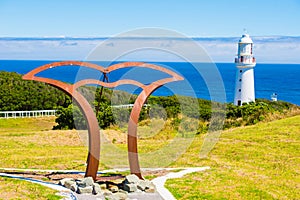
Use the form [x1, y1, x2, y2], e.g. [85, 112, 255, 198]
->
[0, 71, 70, 111]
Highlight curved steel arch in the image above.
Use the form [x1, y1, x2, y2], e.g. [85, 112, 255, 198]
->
[22, 61, 183, 180]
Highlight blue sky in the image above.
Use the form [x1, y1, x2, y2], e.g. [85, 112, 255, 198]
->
[0, 1, 300, 63]
[0, 0, 299, 37]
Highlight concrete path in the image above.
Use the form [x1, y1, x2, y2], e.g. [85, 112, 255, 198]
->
[152, 167, 210, 200]
[0, 172, 68, 191]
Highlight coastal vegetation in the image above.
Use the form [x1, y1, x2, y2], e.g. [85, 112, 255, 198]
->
[0, 72, 69, 111]
[1, 71, 299, 132]
[53, 93, 299, 132]
[53, 87, 299, 132]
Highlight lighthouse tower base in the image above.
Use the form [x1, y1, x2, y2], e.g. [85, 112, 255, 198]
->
[234, 67, 255, 106]
[233, 34, 256, 106]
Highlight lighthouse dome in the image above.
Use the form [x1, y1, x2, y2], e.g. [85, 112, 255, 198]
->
[239, 34, 253, 43]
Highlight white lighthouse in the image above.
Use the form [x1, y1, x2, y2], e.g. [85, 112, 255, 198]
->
[234, 34, 256, 106]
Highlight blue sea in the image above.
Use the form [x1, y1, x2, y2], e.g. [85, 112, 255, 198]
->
[0, 60, 299, 105]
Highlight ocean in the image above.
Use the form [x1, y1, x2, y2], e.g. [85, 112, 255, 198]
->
[0, 60, 299, 105]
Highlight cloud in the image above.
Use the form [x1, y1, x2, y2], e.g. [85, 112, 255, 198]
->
[0, 38, 98, 60]
[59, 41, 78, 46]
[0, 36, 299, 63]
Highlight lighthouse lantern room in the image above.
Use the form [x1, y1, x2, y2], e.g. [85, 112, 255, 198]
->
[234, 34, 256, 106]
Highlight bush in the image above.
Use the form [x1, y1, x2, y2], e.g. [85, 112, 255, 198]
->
[31, 83, 300, 131]
[53, 104, 87, 130]
[224, 100, 298, 128]
[0, 71, 70, 111]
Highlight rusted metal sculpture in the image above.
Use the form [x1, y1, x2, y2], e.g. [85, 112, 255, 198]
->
[23, 61, 183, 180]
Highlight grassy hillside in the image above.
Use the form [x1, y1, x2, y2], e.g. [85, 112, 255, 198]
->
[165, 115, 300, 199]
[0, 115, 299, 199]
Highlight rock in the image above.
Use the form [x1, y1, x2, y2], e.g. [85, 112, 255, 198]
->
[109, 185, 119, 193]
[76, 182, 85, 188]
[93, 183, 102, 195]
[118, 189, 128, 194]
[77, 176, 94, 187]
[64, 180, 76, 189]
[99, 183, 107, 190]
[124, 174, 140, 184]
[77, 186, 93, 194]
[145, 180, 154, 188]
[145, 186, 156, 193]
[75, 178, 83, 184]
[111, 178, 124, 185]
[70, 183, 78, 192]
[59, 175, 155, 196]
[135, 189, 143, 193]
[58, 178, 74, 186]
[112, 192, 128, 200]
[123, 183, 137, 192]
[105, 195, 118, 200]
[84, 177, 94, 185]
[102, 189, 113, 196]
[137, 180, 147, 191]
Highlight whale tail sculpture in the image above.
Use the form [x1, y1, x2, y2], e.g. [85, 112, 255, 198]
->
[23, 61, 183, 180]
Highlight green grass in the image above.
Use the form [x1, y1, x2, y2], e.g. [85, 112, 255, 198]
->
[0, 115, 299, 199]
[165, 115, 300, 199]
[0, 117, 55, 132]
[0, 117, 87, 199]
[0, 117, 89, 170]
[0, 177, 61, 200]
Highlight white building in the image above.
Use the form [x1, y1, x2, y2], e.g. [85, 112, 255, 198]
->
[234, 34, 256, 106]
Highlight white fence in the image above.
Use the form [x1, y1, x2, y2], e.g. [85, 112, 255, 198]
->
[0, 110, 56, 119]
[0, 104, 149, 119]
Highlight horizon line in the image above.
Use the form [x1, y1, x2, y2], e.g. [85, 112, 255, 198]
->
[0, 59, 299, 65]
[0, 35, 300, 40]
